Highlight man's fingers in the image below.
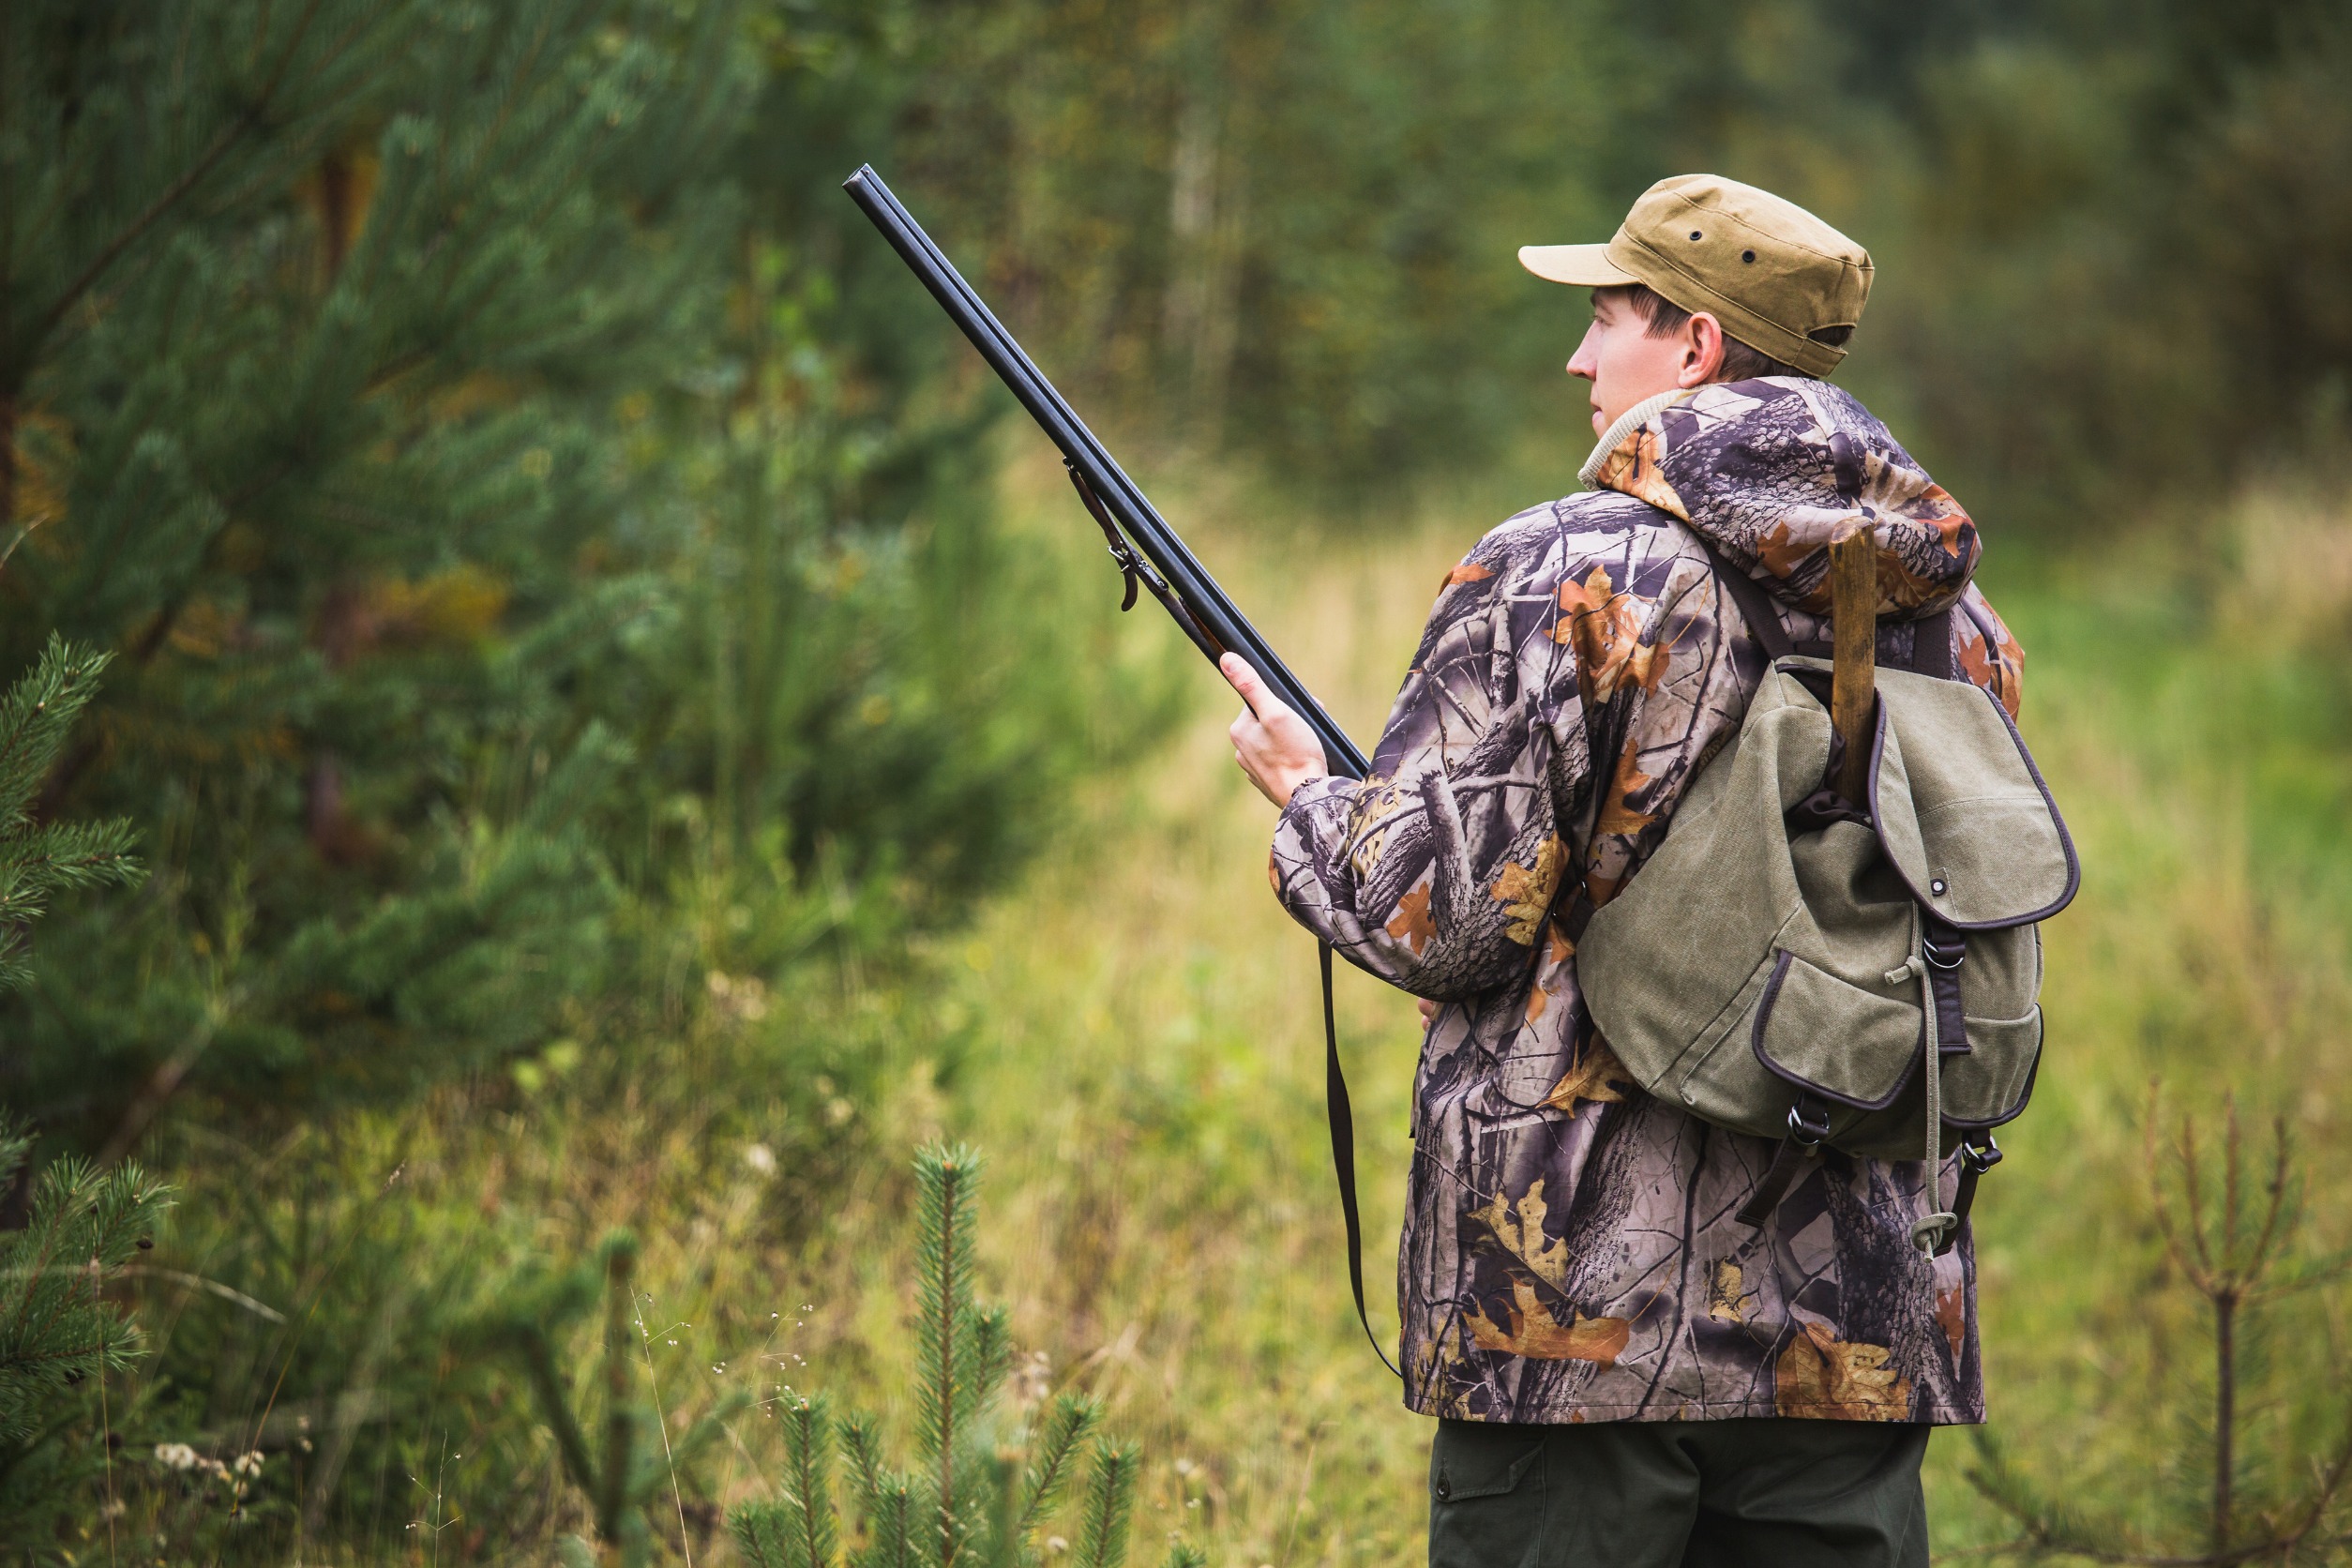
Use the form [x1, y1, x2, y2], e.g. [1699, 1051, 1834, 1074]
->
[1221, 652, 1299, 725]
[1218, 652, 1265, 716]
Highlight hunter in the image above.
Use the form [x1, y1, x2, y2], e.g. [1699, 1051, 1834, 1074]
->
[1219, 174, 2025, 1566]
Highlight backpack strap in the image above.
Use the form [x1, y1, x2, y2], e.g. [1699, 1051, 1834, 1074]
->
[1941, 1135, 2003, 1253]
[1734, 1093, 1832, 1228]
[1907, 605, 1958, 681]
[1702, 543, 1795, 661]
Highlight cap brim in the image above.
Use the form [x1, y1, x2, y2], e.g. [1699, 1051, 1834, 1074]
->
[1517, 243, 1638, 287]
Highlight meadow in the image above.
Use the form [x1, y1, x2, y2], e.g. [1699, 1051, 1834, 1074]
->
[720, 449, 2352, 1564]
[31, 429, 2352, 1568]
[10, 4, 2352, 1561]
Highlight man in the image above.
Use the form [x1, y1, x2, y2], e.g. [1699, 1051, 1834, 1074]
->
[1218, 175, 2026, 1566]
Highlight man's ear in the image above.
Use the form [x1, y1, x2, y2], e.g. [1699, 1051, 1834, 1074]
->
[1677, 312, 1727, 387]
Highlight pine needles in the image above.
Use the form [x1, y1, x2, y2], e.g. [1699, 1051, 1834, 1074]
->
[732, 1145, 1195, 1568]
[0, 637, 142, 995]
[0, 1116, 173, 1552]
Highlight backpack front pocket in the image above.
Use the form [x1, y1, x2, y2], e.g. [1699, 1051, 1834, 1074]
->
[1748, 949, 1924, 1110]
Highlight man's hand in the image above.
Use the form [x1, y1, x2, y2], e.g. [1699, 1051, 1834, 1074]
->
[1220, 654, 1328, 808]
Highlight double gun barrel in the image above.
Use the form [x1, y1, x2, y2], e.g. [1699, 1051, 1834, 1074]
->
[842, 164, 1371, 784]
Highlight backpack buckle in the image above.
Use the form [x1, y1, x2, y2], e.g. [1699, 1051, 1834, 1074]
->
[1961, 1134, 2003, 1175]
[1922, 930, 1967, 970]
[1787, 1101, 1832, 1149]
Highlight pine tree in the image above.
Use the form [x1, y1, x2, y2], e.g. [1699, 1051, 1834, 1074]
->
[0, 0, 1165, 1158]
[0, 6, 1174, 1553]
[480, 1230, 745, 1568]
[731, 1147, 1203, 1568]
[0, 1117, 174, 1558]
[0, 0, 751, 1149]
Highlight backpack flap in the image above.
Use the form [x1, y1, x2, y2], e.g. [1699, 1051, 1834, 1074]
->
[1869, 669, 2080, 930]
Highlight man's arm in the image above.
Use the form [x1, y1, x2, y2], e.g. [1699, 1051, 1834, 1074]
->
[1230, 535, 1592, 1001]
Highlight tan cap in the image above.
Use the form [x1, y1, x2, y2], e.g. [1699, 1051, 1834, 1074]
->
[1519, 174, 1873, 377]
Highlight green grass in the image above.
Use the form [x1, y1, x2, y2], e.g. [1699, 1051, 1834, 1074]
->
[856, 458, 2352, 1564]
[89, 459, 2352, 1563]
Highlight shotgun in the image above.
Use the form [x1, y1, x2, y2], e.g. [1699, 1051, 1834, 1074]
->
[841, 164, 1369, 782]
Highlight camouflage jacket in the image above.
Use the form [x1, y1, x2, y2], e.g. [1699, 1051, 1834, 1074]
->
[1271, 377, 2026, 1424]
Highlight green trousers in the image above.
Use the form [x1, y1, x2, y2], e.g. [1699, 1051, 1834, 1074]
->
[1426, 1417, 1931, 1568]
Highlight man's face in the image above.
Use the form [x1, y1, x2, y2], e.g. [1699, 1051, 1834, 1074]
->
[1565, 289, 1709, 438]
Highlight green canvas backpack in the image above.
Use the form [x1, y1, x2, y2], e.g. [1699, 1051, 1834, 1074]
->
[1575, 544, 2078, 1256]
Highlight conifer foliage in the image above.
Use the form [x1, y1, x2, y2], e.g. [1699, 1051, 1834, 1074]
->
[0, 0, 754, 1148]
[0, 637, 166, 1549]
[0, 638, 141, 991]
[731, 1147, 1201, 1568]
[0, 1117, 173, 1547]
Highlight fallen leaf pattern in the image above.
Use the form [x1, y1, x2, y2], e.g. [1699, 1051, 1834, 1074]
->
[1467, 1278, 1633, 1364]
[1774, 1322, 1915, 1421]
[1270, 377, 2011, 1423]
[1385, 882, 1436, 955]
[1489, 836, 1566, 944]
[1539, 1039, 1631, 1118]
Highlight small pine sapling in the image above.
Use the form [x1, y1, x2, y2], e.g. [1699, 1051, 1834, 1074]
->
[1968, 1089, 2352, 1562]
[731, 1145, 1198, 1568]
[0, 1116, 173, 1549]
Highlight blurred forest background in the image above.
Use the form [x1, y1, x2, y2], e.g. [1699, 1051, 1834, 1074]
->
[6, 0, 2352, 1562]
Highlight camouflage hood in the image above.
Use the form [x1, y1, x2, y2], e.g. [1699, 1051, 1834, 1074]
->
[1578, 377, 1981, 623]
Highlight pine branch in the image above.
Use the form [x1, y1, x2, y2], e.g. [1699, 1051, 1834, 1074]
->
[733, 1506, 795, 1568]
[1014, 1395, 1100, 1543]
[859, 1477, 914, 1568]
[1, 818, 143, 892]
[513, 1322, 599, 1500]
[957, 1303, 1012, 1437]
[782, 1395, 840, 1568]
[23, 0, 335, 361]
[1072, 1441, 1139, 1568]
[0, 637, 111, 825]
[0, 1121, 173, 1442]
[842, 1410, 889, 1524]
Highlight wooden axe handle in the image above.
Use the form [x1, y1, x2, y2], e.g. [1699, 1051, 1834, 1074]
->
[1830, 531, 1877, 807]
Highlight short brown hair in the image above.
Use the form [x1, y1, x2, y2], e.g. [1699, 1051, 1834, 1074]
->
[1602, 284, 1853, 383]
